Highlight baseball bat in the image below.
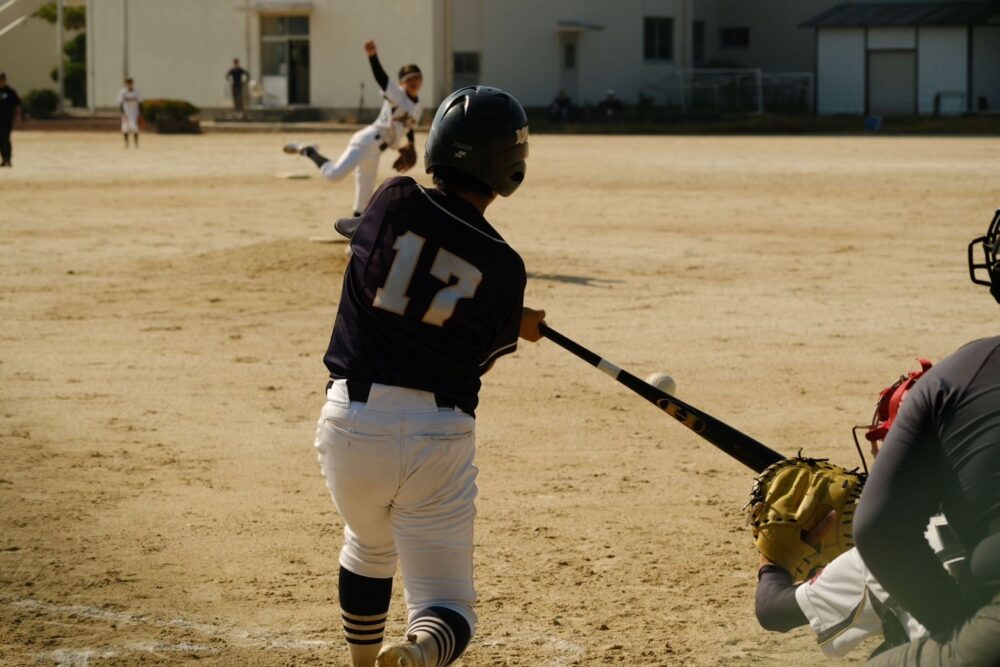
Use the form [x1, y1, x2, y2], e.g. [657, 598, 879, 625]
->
[539, 323, 783, 473]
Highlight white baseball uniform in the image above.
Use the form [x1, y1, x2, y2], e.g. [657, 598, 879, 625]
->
[314, 380, 478, 630]
[117, 87, 142, 134]
[319, 79, 423, 215]
[795, 516, 960, 657]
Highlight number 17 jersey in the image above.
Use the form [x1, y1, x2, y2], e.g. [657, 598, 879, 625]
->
[324, 177, 527, 417]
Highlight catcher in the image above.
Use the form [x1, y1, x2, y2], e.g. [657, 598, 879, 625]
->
[748, 360, 965, 658]
[284, 39, 422, 219]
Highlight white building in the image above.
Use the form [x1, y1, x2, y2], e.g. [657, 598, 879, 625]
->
[2, 0, 997, 116]
[78, 0, 835, 114]
[804, 1, 1000, 115]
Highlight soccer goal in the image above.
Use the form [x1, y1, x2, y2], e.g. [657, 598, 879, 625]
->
[641, 69, 814, 115]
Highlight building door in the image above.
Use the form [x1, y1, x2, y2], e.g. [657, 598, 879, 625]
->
[868, 51, 916, 115]
[260, 15, 310, 106]
[288, 39, 310, 105]
[559, 33, 579, 103]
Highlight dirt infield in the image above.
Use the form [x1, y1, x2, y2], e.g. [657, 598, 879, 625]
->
[2, 131, 998, 666]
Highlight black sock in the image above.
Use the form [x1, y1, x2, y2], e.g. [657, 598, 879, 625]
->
[304, 146, 330, 169]
[407, 606, 472, 666]
[339, 566, 392, 648]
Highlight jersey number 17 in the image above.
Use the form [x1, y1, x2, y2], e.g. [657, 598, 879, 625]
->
[373, 231, 483, 327]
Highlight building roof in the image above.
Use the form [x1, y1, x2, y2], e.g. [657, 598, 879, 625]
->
[802, 1, 1000, 27]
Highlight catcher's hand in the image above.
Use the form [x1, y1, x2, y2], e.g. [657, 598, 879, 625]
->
[746, 456, 865, 581]
[393, 144, 417, 172]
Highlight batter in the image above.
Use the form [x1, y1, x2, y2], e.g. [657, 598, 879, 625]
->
[312, 86, 544, 667]
[285, 40, 423, 218]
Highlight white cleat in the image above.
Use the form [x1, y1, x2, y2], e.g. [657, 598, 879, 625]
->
[282, 141, 317, 155]
[376, 637, 425, 667]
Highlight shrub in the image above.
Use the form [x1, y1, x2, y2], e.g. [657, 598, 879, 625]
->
[141, 99, 199, 122]
[49, 61, 87, 108]
[24, 89, 60, 118]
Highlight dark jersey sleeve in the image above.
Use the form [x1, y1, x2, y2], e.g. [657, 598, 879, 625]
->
[480, 269, 525, 372]
[755, 565, 808, 632]
[369, 55, 389, 91]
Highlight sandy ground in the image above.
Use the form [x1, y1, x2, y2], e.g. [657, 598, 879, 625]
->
[2, 130, 998, 666]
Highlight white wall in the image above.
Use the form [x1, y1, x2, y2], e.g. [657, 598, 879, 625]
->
[450, 0, 685, 107]
[816, 28, 864, 114]
[972, 25, 1000, 110]
[867, 27, 915, 49]
[916, 26, 967, 113]
[90, 0, 439, 111]
[0, 16, 59, 96]
[0, 12, 83, 101]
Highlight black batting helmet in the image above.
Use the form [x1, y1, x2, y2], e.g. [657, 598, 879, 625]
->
[968, 209, 1000, 303]
[424, 86, 529, 197]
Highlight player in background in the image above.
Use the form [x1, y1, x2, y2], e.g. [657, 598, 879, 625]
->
[753, 360, 966, 658]
[117, 78, 142, 148]
[0, 72, 22, 167]
[226, 58, 249, 115]
[854, 209, 1000, 665]
[312, 86, 543, 667]
[285, 40, 423, 220]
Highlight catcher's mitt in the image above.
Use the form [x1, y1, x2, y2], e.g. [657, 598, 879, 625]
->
[746, 455, 865, 581]
[393, 144, 417, 172]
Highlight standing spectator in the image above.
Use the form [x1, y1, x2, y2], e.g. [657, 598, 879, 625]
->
[117, 77, 143, 148]
[226, 58, 249, 115]
[596, 89, 623, 118]
[0, 72, 23, 168]
[549, 89, 571, 122]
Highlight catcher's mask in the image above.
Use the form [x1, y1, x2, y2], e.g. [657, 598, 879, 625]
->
[852, 357, 933, 473]
[968, 209, 1000, 303]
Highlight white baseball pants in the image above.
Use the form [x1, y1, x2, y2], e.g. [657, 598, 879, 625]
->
[314, 380, 479, 632]
[319, 127, 383, 214]
[121, 108, 140, 134]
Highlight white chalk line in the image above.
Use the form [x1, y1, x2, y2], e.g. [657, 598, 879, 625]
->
[6, 596, 330, 660]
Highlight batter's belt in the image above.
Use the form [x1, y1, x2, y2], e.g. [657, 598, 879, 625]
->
[327, 378, 457, 409]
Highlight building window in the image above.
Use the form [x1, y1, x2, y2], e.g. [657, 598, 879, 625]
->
[644, 17, 674, 61]
[720, 27, 749, 50]
[563, 42, 576, 70]
[693, 21, 705, 64]
[453, 51, 481, 88]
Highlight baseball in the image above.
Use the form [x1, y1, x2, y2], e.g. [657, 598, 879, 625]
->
[646, 371, 676, 395]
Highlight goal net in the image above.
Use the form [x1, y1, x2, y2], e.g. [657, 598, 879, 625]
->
[641, 69, 814, 115]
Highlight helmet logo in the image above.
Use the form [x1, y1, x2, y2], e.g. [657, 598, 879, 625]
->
[453, 150, 467, 158]
[515, 126, 529, 144]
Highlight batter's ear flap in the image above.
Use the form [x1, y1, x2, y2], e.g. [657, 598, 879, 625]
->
[334, 215, 363, 240]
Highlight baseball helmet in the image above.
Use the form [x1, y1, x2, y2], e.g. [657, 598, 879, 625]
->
[852, 357, 933, 472]
[968, 209, 1000, 303]
[424, 86, 529, 197]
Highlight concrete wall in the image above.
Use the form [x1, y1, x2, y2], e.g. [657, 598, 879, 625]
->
[916, 26, 967, 113]
[972, 25, 1000, 110]
[714, 0, 833, 72]
[816, 28, 865, 114]
[90, 0, 439, 111]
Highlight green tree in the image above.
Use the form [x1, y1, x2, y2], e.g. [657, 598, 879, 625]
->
[33, 2, 86, 31]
